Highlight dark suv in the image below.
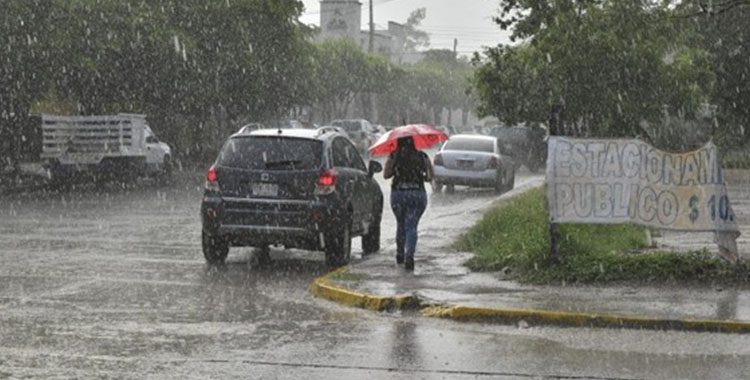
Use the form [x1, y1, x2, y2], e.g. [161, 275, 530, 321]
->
[489, 125, 547, 172]
[201, 127, 383, 267]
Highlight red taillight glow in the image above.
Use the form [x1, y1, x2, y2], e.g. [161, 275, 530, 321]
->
[205, 165, 220, 192]
[207, 166, 217, 182]
[315, 170, 338, 195]
[318, 170, 338, 187]
[434, 153, 444, 166]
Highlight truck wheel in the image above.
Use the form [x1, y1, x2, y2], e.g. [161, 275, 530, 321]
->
[157, 155, 173, 185]
[362, 215, 381, 255]
[255, 245, 271, 266]
[325, 217, 351, 268]
[431, 180, 443, 193]
[164, 155, 173, 176]
[202, 230, 229, 264]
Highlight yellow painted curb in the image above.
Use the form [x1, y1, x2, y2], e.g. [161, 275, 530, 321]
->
[313, 269, 750, 333]
[421, 304, 750, 334]
[310, 267, 418, 311]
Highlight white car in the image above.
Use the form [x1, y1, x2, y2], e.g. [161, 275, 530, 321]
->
[432, 134, 515, 193]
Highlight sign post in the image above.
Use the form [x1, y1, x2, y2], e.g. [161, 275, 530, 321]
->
[547, 105, 564, 264]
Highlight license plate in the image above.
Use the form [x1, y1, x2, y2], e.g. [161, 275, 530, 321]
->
[252, 183, 278, 197]
[458, 160, 474, 168]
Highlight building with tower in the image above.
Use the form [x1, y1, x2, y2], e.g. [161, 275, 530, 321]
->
[317, 0, 419, 63]
[319, 0, 362, 41]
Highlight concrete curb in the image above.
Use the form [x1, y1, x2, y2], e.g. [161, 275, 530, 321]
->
[420, 305, 750, 334]
[310, 177, 750, 333]
[310, 267, 419, 311]
[312, 270, 750, 334]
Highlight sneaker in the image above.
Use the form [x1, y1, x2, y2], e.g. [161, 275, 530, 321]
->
[404, 258, 414, 271]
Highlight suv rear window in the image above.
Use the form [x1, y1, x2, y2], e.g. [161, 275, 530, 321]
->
[217, 137, 323, 170]
[443, 138, 495, 153]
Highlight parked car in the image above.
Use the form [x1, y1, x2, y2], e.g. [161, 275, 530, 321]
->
[489, 125, 547, 172]
[265, 119, 312, 129]
[435, 125, 457, 136]
[201, 127, 384, 267]
[330, 119, 377, 154]
[432, 134, 515, 193]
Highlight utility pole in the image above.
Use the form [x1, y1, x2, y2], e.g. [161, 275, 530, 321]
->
[368, 0, 374, 53]
[368, 0, 375, 121]
[447, 38, 457, 125]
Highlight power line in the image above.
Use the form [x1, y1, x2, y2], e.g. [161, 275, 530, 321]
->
[301, 0, 401, 16]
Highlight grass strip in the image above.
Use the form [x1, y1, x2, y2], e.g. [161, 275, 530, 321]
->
[457, 186, 749, 284]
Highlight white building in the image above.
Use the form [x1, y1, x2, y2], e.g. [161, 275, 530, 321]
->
[318, 0, 421, 63]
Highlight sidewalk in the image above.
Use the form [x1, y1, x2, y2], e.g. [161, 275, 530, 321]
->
[313, 175, 750, 333]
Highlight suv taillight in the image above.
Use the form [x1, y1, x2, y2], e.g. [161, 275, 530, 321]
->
[205, 165, 220, 192]
[315, 169, 338, 195]
[434, 153, 444, 166]
[488, 156, 499, 169]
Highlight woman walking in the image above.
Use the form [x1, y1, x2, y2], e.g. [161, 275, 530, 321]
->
[383, 136, 434, 271]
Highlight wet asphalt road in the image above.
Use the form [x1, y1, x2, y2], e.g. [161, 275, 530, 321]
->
[2, 170, 750, 379]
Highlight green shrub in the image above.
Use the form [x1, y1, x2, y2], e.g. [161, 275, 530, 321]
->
[723, 149, 750, 169]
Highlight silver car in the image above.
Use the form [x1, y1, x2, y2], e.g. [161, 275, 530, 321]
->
[432, 134, 515, 193]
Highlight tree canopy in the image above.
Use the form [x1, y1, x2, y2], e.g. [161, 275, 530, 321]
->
[474, 0, 748, 151]
[1, 1, 473, 166]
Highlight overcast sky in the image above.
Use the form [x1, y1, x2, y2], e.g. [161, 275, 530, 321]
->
[299, 0, 513, 56]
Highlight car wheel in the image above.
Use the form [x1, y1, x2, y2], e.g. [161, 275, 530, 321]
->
[505, 169, 516, 191]
[362, 214, 381, 255]
[431, 180, 443, 193]
[255, 245, 271, 265]
[202, 230, 229, 264]
[494, 169, 505, 193]
[325, 216, 352, 268]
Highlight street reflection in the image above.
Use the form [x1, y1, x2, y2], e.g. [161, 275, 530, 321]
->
[390, 321, 422, 369]
[716, 289, 739, 320]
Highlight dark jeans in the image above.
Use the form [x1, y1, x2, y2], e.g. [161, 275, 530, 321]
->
[390, 188, 427, 260]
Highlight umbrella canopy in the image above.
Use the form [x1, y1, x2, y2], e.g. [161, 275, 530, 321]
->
[367, 124, 448, 156]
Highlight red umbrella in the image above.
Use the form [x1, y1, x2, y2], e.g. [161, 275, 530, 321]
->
[367, 124, 448, 156]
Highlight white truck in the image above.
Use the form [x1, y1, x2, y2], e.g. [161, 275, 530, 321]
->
[40, 114, 172, 183]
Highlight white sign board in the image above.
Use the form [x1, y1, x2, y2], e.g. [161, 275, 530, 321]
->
[546, 137, 741, 261]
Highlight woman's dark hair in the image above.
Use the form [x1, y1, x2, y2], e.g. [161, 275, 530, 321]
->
[397, 136, 416, 153]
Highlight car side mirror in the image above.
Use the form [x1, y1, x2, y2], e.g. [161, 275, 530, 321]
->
[368, 160, 383, 177]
